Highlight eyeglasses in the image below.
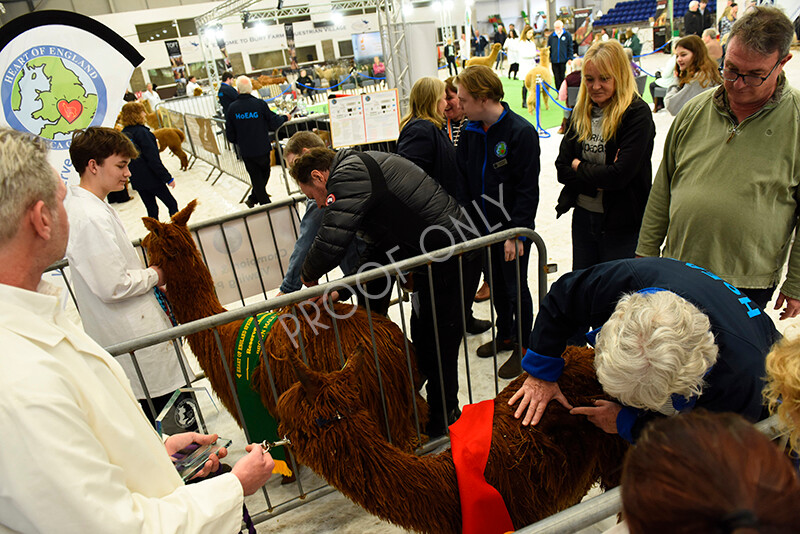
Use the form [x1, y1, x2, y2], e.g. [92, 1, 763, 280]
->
[719, 58, 784, 87]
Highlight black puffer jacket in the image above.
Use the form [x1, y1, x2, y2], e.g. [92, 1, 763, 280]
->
[301, 149, 469, 282]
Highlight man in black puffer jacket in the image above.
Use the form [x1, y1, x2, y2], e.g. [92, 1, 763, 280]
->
[291, 147, 483, 437]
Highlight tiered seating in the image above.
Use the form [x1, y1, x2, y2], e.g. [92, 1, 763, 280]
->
[594, 0, 716, 26]
[595, 0, 657, 26]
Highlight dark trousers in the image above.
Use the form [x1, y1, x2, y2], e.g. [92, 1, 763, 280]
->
[412, 253, 482, 428]
[740, 286, 776, 310]
[139, 183, 178, 220]
[355, 276, 394, 316]
[572, 207, 639, 270]
[552, 62, 568, 93]
[446, 55, 458, 76]
[487, 240, 534, 343]
[242, 154, 272, 205]
[494, 50, 504, 69]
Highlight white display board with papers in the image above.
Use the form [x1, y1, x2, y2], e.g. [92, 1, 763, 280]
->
[329, 89, 400, 148]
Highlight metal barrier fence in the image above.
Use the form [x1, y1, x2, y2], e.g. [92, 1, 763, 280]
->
[101, 227, 549, 528]
[158, 93, 219, 118]
[46, 197, 307, 417]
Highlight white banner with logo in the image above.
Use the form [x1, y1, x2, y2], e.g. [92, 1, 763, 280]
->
[0, 10, 144, 184]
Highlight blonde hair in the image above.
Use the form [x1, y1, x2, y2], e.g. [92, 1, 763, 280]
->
[119, 102, 146, 127]
[764, 334, 800, 452]
[572, 40, 637, 143]
[595, 291, 719, 411]
[400, 77, 446, 130]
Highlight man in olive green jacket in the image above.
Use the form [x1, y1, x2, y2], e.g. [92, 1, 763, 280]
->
[637, 5, 800, 320]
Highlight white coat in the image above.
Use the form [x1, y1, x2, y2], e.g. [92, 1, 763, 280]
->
[459, 37, 471, 61]
[505, 37, 519, 66]
[0, 281, 243, 533]
[517, 40, 540, 76]
[142, 89, 161, 111]
[65, 186, 186, 399]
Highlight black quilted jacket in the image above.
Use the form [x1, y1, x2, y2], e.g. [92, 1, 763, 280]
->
[301, 149, 471, 282]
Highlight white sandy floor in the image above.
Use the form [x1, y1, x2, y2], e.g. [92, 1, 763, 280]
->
[103, 51, 800, 533]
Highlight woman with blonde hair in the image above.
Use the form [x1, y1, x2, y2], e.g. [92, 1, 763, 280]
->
[555, 40, 655, 270]
[397, 76, 462, 200]
[764, 335, 800, 452]
[119, 101, 178, 219]
[719, 3, 738, 45]
[665, 34, 723, 115]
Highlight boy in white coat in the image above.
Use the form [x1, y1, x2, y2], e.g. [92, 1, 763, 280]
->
[65, 127, 188, 423]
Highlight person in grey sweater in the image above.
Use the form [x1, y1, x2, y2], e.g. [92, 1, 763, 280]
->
[665, 35, 722, 115]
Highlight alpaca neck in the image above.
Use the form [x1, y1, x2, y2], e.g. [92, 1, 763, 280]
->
[305, 415, 460, 533]
[164, 257, 227, 325]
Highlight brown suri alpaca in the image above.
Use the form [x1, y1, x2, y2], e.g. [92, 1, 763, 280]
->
[153, 128, 189, 171]
[466, 42, 503, 67]
[277, 345, 629, 534]
[141, 200, 428, 451]
[524, 47, 555, 114]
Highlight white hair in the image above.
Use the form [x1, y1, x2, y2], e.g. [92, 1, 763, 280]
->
[236, 76, 252, 94]
[554, 20, 564, 30]
[595, 291, 719, 412]
[0, 128, 55, 245]
[689, 0, 700, 8]
[703, 27, 718, 38]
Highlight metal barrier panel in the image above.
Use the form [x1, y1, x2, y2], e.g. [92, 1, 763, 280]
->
[101, 227, 550, 528]
[159, 93, 218, 118]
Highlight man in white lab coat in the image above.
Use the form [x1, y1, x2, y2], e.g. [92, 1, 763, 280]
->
[65, 126, 187, 423]
[0, 127, 274, 533]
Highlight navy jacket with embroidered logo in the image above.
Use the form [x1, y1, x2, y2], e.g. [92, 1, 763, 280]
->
[547, 30, 574, 64]
[225, 93, 288, 158]
[457, 102, 539, 235]
[522, 257, 779, 442]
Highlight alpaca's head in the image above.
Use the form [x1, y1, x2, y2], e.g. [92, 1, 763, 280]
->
[141, 199, 202, 281]
[276, 345, 374, 461]
[537, 47, 551, 67]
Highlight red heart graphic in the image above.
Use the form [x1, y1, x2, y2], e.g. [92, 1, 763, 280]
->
[57, 100, 83, 123]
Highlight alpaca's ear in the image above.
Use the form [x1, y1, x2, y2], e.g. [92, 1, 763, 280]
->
[343, 343, 369, 384]
[142, 217, 162, 234]
[171, 199, 198, 227]
[290, 354, 320, 400]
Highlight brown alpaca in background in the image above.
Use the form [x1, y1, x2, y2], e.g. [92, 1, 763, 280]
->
[153, 128, 189, 171]
[466, 42, 503, 67]
[277, 345, 629, 534]
[141, 200, 428, 451]
[524, 47, 555, 114]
